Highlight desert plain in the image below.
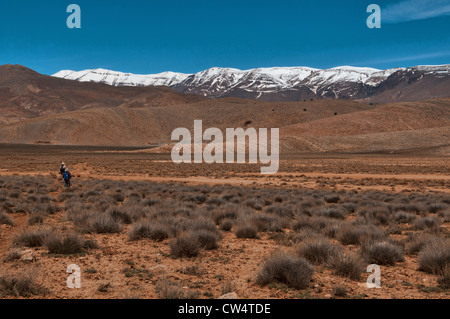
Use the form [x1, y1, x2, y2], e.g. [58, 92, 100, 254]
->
[0, 144, 448, 299]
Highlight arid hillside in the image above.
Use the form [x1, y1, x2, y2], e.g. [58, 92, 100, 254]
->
[0, 98, 375, 146]
[0, 65, 449, 154]
[0, 64, 206, 125]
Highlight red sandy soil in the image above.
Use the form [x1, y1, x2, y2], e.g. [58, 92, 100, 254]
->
[0, 146, 448, 299]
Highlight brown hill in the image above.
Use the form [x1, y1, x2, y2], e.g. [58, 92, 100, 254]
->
[280, 98, 450, 154]
[0, 99, 374, 146]
[366, 73, 450, 104]
[0, 64, 206, 124]
[282, 99, 450, 137]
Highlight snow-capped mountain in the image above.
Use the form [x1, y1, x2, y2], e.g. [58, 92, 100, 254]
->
[53, 68, 191, 87]
[53, 64, 450, 102]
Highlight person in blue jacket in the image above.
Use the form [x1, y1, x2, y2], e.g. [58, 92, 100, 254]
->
[63, 167, 72, 188]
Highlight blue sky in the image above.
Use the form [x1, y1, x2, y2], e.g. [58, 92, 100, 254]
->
[0, 0, 449, 75]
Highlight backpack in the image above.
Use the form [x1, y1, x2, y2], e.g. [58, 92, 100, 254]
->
[63, 171, 70, 181]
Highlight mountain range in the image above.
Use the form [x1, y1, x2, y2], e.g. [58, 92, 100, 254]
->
[0, 63, 449, 154]
[53, 64, 450, 103]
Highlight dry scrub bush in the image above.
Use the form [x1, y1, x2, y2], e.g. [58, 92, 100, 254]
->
[75, 212, 123, 234]
[418, 239, 450, 275]
[213, 205, 239, 225]
[234, 223, 259, 239]
[13, 228, 53, 247]
[264, 204, 295, 218]
[27, 213, 44, 226]
[324, 195, 340, 204]
[219, 219, 233, 231]
[337, 224, 386, 245]
[292, 217, 315, 231]
[170, 232, 202, 258]
[191, 218, 217, 233]
[31, 203, 61, 215]
[0, 212, 14, 226]
[244, 197, 264, 211]
[437, 266, 450, 289]
[439, 210, 450, 222]
[393, 211, 416, 224]
[357, 205, 391, 225]
[360, 240, 404, 266]
[106, 207, 133, 225]
[256, 252, 313, 290]
[295, 237, 342, 265]
[3, 250, 22, 262]
[155, 277, 199, 299]
[0, 269, 47, 297]
[250, 213, 288, 232]
[196, 229, 221, 250]
[315, 205, 347, 220]
[328, 252, 365, 280]
[44, 233, 92, 254]
[405, 233, 440, 255]
[128, 221, 170, 241]
[321, 220, 343, 238]
[413, 217, 441, 232]
[333, 286, 347, 297]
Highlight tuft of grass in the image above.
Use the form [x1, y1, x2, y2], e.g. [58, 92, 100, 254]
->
[213, 206, 238, 225]
[405, 233, 439, 255]
[12, 228, 53, 247]
[219, 219, 233, 231]
[413, 217, 441, 232]
[418, 239, 450, 275]
[87, 213, 122, 234]
[393, 211, 416, 224]
[27, 213, 44, 226]
[360, 240, 404, 266]
[328, 252, 365, 280]
[44, 233, 87, 255]
[128, 221, 170, 241]
[324, 195, 340, 204]
[316, 205, 347, 219]
[0, 270, 47, 297]
[196, 229, 221, 250]
[97, 282, 112, 293]
[295, 237, 341, 265]
[357, 206, 390, 225]
[107, 207, 132, 225]
[0, 212, 14, 226]
[333, 286, 347, 297]
[337, 224, 386, 245]
[437, 267, 450, 289]
[155, 277, 199, 299]
[234, 224, 259, 239]
[170, 232, 201, 258]
[250, 213, 288, 232]
[3, 250, 22, 262]
[256, 252, 314, 290]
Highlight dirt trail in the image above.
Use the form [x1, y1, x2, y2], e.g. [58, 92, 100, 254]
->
[1, 167, 449, 194]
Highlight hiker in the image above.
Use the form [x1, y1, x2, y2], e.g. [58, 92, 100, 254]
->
[63, 168, 72, 188]
[59, 162, 66, 177]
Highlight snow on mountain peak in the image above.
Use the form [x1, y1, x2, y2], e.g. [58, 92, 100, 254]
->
[54, 68, 191, 87]
[52, 64, 449, 99]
